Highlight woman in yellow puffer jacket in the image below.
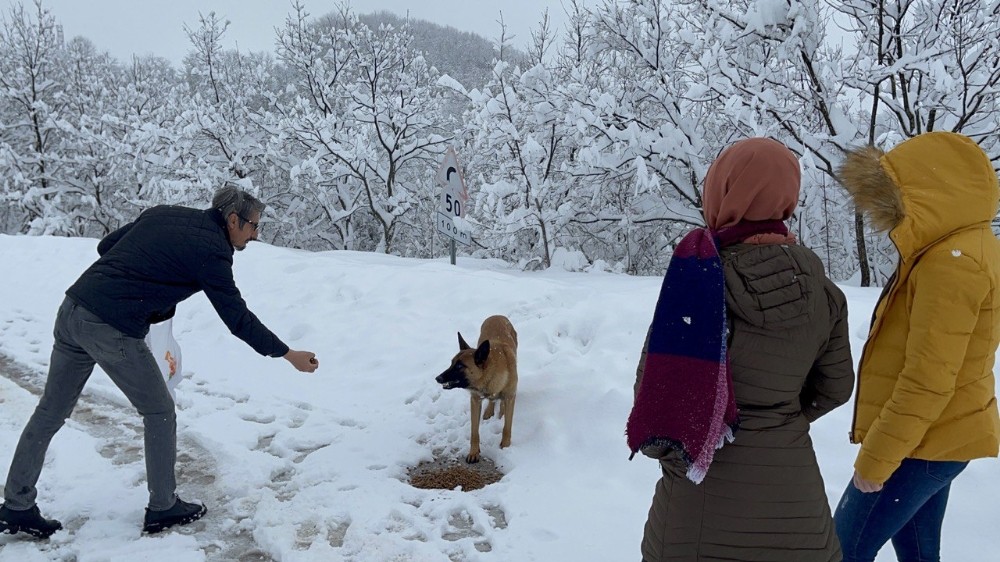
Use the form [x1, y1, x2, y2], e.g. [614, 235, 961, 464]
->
[834, 131, 1000, 562]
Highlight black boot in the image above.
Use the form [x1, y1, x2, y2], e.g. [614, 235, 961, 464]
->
[0, 504, 63, 539]
[142, 497, 207, 534]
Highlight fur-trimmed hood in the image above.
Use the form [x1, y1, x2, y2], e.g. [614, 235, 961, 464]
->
[838, 131, 1000, 259]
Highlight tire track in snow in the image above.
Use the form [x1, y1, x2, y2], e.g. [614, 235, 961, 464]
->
[0, 354, 273, 562]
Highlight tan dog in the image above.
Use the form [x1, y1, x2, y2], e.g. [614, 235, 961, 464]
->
[435, 315, 518, 463]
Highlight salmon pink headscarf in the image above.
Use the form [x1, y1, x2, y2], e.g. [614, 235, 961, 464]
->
[703, 137, 801, 231]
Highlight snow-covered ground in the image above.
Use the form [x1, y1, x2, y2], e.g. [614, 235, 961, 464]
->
[0, 234, 997, 561]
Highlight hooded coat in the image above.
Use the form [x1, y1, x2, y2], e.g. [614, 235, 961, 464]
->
[636, 243, 854, 561]
[838, 131, 1000, 484]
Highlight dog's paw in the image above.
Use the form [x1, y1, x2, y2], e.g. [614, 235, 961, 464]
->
[465, 451, 481, 464]
[499, 439, 511, 449]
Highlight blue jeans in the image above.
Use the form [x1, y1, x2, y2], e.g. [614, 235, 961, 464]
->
[834, 458, 968, 562]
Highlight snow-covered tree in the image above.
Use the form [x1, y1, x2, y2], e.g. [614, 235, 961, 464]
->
[51, 36, 131, 236]
[833, 0, 1000, 283]
[114, 54, 183, 213]
[674, 0, 1000, 283]
[173, 12, 282, 206]
[349, 22, 449, 254]
[558, 0, 717, 272]
[278, 4, 448, 254]
[274, 3, 364, 250]
[462, 57, 568, 269]
[0, 0, 65, 233]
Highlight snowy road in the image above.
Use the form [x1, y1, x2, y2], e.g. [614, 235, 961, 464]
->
[0, 355, 274, 561]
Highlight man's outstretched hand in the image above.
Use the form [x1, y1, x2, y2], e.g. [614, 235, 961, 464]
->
[285, 349, 319, 373]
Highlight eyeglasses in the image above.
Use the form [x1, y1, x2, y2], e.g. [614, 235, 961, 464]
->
[237, 214, 260, 232]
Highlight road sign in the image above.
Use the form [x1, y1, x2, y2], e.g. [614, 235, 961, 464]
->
[436, 147, 470, 246]
[435, 210, 470, 246]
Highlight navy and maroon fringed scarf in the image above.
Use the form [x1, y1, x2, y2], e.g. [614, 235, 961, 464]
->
[626, 220, 791, 484]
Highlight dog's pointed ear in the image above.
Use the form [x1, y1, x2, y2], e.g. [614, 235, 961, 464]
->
[474, 340, 490, 367]
[458, 332, 471, 350]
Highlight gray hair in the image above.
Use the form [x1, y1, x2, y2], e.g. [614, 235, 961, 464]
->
[212, 186, 266, 227]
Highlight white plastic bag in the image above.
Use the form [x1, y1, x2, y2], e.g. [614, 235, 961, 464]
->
[145, 318, 183, 398]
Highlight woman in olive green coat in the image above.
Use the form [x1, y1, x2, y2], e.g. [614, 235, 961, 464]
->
[632, 138, 855, 561]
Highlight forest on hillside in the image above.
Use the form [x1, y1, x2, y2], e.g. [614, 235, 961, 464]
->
[1, 0, 998, 282]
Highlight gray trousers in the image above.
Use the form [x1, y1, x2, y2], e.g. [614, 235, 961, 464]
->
[3, 297, 177, 511]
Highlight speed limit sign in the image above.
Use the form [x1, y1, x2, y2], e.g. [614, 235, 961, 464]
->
[436, 147, 471, 246]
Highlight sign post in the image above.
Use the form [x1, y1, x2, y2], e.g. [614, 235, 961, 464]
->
[435, 147, 470, 264]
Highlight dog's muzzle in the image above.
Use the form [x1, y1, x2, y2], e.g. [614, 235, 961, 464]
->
[436, 370, 468, 390]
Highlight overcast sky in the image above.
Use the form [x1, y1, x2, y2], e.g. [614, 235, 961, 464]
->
[7, 0, 580, 64]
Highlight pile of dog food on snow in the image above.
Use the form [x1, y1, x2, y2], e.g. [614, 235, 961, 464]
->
[408, 456, 502, 491]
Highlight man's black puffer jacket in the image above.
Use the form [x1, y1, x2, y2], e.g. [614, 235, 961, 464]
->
[66, 205, 289, 358]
